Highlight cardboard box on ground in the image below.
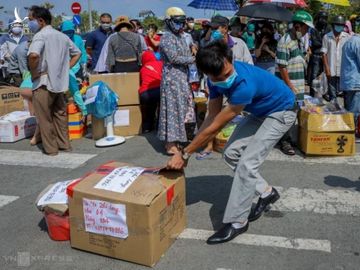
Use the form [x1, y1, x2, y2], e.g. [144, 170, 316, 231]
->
[298, 108, 355, 156]
[89, 73, 142, 139]
[68, 162, 186, 267]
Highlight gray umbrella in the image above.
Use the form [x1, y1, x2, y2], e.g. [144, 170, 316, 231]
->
[236, 3, 293, 22]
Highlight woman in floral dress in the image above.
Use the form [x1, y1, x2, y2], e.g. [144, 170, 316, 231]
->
[158, 7, 197, 154]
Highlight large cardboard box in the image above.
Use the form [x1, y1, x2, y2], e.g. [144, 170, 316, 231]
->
[298, 109, 355, 156]
[0, 86, 24, 116]
[92, 105, 142, 139]
[0, 111, 37, 142]
[68, 162, 186, 267]
[89, 73, 140, 106]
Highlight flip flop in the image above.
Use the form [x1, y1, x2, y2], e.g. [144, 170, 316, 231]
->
[196, 151, 212, 160]
[280, 141, 295, 156]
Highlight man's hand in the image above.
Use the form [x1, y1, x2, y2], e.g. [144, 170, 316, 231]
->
[166, 152, 186, 170]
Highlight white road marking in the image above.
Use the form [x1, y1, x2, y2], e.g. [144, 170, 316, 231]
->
[0, 195, 19, 208]
[0, 150, 96, 169]
[179, 228, 331, 253]
[266, 149, 360, 165]
[273, 187, 360, 216]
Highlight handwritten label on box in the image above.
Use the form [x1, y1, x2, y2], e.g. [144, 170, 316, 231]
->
[37, 179, 79, 206]
[94, 166, 144, 193]
[83, 198, 128, 239]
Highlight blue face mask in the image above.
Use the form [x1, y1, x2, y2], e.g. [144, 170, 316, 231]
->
[210, 70, 238, 89]
[28, 20, 40, 33]
[211, 30, 224, 40]
[171, 21, 184, 32]
[334, 25, 344, 33]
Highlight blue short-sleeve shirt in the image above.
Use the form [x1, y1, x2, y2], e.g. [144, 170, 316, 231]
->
[209, 61, 295, 117]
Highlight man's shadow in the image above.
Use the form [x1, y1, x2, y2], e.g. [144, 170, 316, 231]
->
[186, 175, 233, 231]
[324, 175, 360, 192]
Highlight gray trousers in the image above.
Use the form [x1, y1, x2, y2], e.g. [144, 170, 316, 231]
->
[222, 110, 297, 223]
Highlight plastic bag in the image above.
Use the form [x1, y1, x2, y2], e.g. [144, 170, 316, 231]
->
[85, 81, 118, 119]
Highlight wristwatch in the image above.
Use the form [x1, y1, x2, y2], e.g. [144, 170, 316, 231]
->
[181, 150, 191, 161]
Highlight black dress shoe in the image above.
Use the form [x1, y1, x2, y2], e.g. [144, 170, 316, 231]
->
[207, 223, 249, 245]
[248, 188, 280, 222]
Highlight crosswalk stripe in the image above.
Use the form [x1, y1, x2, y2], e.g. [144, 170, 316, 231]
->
[0, 195, 19, 208]
[266, 149, 360, 165]
[272, 187, 360, 216]
[179, 228, 331, 253]
[0, 150, 96, 169]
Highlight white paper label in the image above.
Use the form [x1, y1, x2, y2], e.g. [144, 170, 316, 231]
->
[37, 179, 78, 206]
[113, 109, 130, 127]
[94, 166, 144, 193]
[84, 85, 99, 105]
[83, 198, 128, 239]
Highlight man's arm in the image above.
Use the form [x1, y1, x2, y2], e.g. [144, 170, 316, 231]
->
[278, 65, 297, 94]
[28, 53, 40, 81]
[69, 39, 81, 68]
[167, 97, 244, 169]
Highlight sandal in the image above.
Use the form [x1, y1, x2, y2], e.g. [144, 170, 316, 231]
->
[280, 141, 295, 156]
[196, 151, 212, 160]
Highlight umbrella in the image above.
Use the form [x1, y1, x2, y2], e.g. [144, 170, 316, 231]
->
[248, 0, 307, 8]
[319, 0, 350, 6]
[236, 3, 293, 22]
[188, 0, 239, 11]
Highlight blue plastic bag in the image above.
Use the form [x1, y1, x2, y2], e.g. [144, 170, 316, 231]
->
[85, 81, 118, 119]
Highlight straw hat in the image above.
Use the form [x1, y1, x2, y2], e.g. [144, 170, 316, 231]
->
[114, 15, 133, 31]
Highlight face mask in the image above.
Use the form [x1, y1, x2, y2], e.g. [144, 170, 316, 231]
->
[137, 29, 144, 34]
[334, 25, 344, 33]
[11, 27, 23, 35]
[28, 20, 40, 33]
[188, 22, 195, 29]
[210, 70, 238, 89]
[172, 21, 184, 32]
[211, 30, 224, 40]
[296, 31, 303, 40]
[101, 23, 111, 31]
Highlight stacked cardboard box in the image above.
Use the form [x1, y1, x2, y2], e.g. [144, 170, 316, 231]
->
[0, 86, 24, 116]
[298, 108, 355, 156]
[89, 73, 142, 139]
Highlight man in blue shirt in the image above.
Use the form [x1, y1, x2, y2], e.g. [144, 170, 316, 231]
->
[86, 13, 113, 71]
[167, 41, 297, 244]
[340, 30, 360, 141]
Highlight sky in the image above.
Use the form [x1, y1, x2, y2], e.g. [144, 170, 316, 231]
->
[0, 0, 236, 25]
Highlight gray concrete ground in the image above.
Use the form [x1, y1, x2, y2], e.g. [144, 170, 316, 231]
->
[0, 133, 359, 270]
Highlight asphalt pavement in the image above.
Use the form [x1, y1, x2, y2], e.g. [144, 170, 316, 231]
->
[0, 132, 359, 270]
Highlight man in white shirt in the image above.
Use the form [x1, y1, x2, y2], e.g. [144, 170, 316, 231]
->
[28, 6, 81, 155]
[322, 15, 351, 101]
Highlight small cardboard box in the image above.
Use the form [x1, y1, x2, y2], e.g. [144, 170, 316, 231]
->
[68, 162, 186, 267]
[89, 73, 140, 106]
[0, 86, 24, 116]
[0, 111, 37, 142]
[92, 105, 142, 139]
[298, 109, 355, 156]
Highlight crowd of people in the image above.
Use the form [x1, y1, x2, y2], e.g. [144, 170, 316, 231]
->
[0, 4, 359, 245]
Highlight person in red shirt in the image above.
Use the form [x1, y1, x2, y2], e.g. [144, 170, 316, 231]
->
[144, 24, 161, 52]
[139, 50, 163, 132]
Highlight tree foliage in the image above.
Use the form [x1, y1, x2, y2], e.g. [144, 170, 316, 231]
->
[141, 16, 164, 31]
[80, 10, 100, 33]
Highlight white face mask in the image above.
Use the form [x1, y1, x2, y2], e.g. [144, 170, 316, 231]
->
[12, 26, 23, 35]
[188, 22, 195, 29]
[296, 31, 303, 40]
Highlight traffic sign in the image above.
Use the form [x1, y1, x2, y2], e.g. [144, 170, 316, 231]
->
[71, 2, 82, 14]
[73, 15, 82, 26]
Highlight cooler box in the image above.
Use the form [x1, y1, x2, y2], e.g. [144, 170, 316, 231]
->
[0, 111, 37, 142]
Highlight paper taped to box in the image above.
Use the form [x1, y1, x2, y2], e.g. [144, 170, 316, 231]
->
[36, 179, 81, 215]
